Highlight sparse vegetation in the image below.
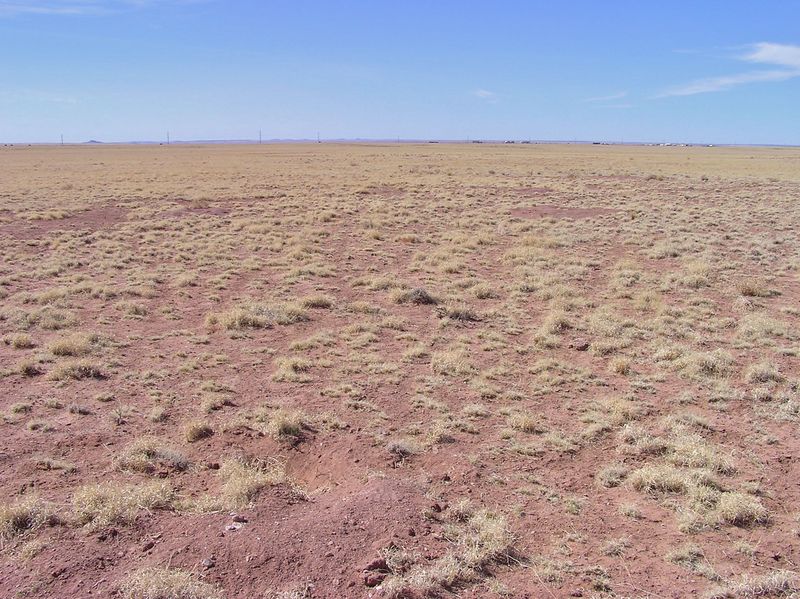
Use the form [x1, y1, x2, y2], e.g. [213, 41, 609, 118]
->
[184, 420, 213, 442]
[0, 497, 53, 540]
[72, 480, 174, 527]
[120, 567, 223, 599]
[1, 143, 798, 598]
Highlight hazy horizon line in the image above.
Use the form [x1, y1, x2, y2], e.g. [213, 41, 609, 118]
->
[3, 137, 799, 148]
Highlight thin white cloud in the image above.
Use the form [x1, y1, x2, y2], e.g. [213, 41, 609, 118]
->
[657, 42, 800, 97]
[0, 0, 202, 16]
[658, 69, 797, 97]
[472, 89, 498, 102]
[583, 91, 627, 103]
[744, 42, 800, 69]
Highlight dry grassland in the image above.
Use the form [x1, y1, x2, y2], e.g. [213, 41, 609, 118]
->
[1, 142, 799, 598]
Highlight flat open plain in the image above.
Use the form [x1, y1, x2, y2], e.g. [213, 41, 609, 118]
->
[1, 143, 799, 598]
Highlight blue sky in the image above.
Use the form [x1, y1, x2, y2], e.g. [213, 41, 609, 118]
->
[1, 1, 799, 144]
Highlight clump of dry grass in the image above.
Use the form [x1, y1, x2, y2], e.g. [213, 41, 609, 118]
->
[48, 332, 100, 356]
[115, 438, 189, 473]
[462, 403, 489, 418]
[264, 584, 315, 599]
[10, 401, 32, 414]
[174, 272, 199, 288]
[602, 537, 630, 557]
[431, 349, 474, 377]
[745, 361, 784, 384]
[381, 509, 515, 597]
[738, 313, 788, 341]
[115, 300, 148, 317]
[680, 260, 713, 289]
[666, 543, 719, 579]
[667, 431, 735, 474]
[472, 282, 499, 299]
[207, 301, 309, 330]
[387, 438, 421, 461]
[33, 456, 76, 472]
[596, 463, 628, 488]
[735, 279, 775, 298]
[120, 567, 223, 599]
[26, 307, 76, 330]
[438, 304, 480, 322]
[706, 570, 797, 599]
[508, 411, 545, 434]
[300, 294, 334, 308]
[676, 350, 734, 379]
[47, 359, 105, 381]
[628, 464, 696, 494]
[201, 455, 288, 510]
[666, 542, 705, 568]
[72, 480, 174, 528]
[608, 356, 632, 375]
[262, 408, 310, 442]
[17, 358, 42, 377]
[0, 497, 53, 540]
[539, 310, 571, 336]
[206, 305, 271, 330]
[184, 420, 213, 442]
[3, 333, 35, 349]
[272, 356, 313, 382]
[392, 287, 438, 305]
[714, 492, 769, 526]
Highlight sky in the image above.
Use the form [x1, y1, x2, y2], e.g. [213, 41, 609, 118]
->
[1, 1, 799, 144]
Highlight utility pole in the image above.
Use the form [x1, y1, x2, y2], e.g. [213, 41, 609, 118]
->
[167, 131, 170, 145]
[317, 131, 320, 144]
[259, 129, 262, 144]
[60, 134, 64, 146]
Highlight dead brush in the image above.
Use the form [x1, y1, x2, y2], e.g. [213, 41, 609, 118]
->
[387, 438, 421, 463]
[706, 570, 797, 599]
[272, 356, 313, 382]
[539, 310, 571, 336]
[206, 300, 308, 330]
[120, 567, 223, 599]
[184, 420, 213, 442]
[0, 496, 55, 541]
[508, 411, 545, 434]
[666, 431, 735, 474]
[17, 358, 43, 377]
[72, 480, 174, 528]
[48, 332, 101, 356]
[734, 279, 775, 298]
[738, 313, 788, 341]
[391, 287, 438, 305]
[3, 333, 35, 349]
[596, 463, 629, 488]
[745, 361, 784, 384]
[676, 350, 734, 379]
[299, 294, 334, 308]
[430, 349, 474, 377]
[115, 437, 189, 473]
[436, 304, 480, 322]
[47, 359, 106, 381]
[195, 455, 290, 510]
[258, 408, 311, 443]
[381, 508, 516, 597]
